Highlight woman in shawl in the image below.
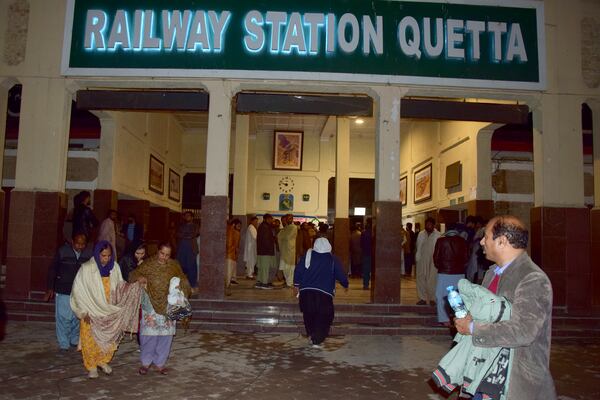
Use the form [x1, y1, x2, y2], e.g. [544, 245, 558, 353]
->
[129, 242, 191, 375]
[293, 237, 349, 349]
[70, 241, 123, 379]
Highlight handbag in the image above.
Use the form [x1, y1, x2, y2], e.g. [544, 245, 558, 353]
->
[166, 298, 193, 321]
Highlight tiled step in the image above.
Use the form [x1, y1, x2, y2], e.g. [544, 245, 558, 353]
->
[5, 298, 600, 338]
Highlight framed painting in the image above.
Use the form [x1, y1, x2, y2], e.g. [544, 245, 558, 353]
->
[273, 131, 303, 170]
[279, 193, 294, 211]
[414, 164, 432, 203]
[149, 154, 164, 195]
[399, 176, 407, 206]
[168, 169, 181, 202]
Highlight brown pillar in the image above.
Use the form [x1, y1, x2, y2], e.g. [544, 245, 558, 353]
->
[5, 191, 66, 299]
[199, 196, 227, 299]
[531, 207, 592, 315]
[372, 201, 402, 303]
[333, 218, 350, 275]
[93, 189, 118, 227]
[0, 190, 5, 265]
[147, 207, 170, 246]
[591, 209, 600, 310]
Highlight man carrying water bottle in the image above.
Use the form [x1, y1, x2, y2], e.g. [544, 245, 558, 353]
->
[455, 215, 556, 399]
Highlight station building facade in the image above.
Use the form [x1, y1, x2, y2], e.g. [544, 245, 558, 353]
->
[0, 0, 598, 314]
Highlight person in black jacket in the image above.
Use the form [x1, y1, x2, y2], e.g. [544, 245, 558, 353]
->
[294, 237, 349, 348]
[44, 233, 93, 350]
[255, 214, 276, 289]
[72, 191, 98, 240]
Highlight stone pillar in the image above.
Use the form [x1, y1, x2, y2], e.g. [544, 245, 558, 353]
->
[5, 78, 71, 299]
[372, 87, 405, 304]
[0, 81, 12, 265]
[588, 99, 600, 308]
[199, 81, 234, 299]
[530, 96, 592, 314]
[333, 117, 350, 274]
[232, 115, 250, 275]
[95, 113, 117, 190]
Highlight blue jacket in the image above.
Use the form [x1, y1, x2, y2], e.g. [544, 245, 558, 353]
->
[294, 251, 349, 297]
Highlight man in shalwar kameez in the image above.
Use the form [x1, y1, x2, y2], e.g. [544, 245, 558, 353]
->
[415, 217, 441, 305]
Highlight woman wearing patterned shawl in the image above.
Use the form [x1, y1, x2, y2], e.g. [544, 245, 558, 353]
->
[129, 242, 191, 375]
[71, 240, 143, 379]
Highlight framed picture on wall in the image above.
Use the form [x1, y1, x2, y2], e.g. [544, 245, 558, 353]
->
[168, 169, 181, 202]
[400, 176, 407, 206]
[273, 131, 303, 170]
[414, 164, 432, 203]
[149, 155, 164, 195]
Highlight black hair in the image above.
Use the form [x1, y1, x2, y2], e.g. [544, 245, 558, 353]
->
[491, 217, 528, 249]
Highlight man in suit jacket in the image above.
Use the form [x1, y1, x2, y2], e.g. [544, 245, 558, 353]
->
[455, 215, 556, 399]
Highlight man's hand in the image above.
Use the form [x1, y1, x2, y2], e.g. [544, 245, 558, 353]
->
[455, 313, 473, 335]
[43, 290, 54, 302]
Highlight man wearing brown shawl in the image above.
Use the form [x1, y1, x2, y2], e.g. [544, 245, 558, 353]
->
[129, 242, 191, 375]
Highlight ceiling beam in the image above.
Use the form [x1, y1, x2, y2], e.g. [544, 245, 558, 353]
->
[401, 99, 529, 125]
[236, 93, 373, 116]
[76, 90, 209, 111]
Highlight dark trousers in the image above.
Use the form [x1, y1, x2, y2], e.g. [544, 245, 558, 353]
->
[362, 255, 372, 289]
[299, 290, 334, 345]
[404, 252, 414, 275]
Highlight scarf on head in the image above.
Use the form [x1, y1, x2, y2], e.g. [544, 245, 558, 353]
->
[304, 237, 332, 269]
[94, 240, 115, 277]
[128, 255, 192, 316]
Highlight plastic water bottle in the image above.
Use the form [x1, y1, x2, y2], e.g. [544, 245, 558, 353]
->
[446, 286, 468, 319]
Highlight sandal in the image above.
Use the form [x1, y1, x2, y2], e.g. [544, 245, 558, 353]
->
[157, 367, 168, 375]
[138, 366, 149, 375]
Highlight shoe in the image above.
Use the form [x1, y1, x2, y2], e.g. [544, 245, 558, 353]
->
[416, 300, 427, 305]
[157, 367, 168, 375]
[255, 283, 265, 289]
[98, 363, 112, 375]
[88, 368, 99, 379]
[311, 343, 323, 349]
[263, 283, 274, 290]
[138, 366, 149, 375]
[245, 276, 255, 280]
[429, 301, 437, 306]
[230, 280, 239, 285]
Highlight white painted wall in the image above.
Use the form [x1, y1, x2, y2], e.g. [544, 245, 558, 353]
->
[112, 111, 183, 209]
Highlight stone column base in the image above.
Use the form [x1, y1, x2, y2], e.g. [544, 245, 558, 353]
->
[591, 208, 600, 310]
[372, 201, 402, 304]
[333, 218, 350, 275]
[5, 191, 67, 299]
[531, 207, 591, 315]
[199, 196, 228, 300]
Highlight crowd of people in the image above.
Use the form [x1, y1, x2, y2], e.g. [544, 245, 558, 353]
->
[46, 191, 555, 397]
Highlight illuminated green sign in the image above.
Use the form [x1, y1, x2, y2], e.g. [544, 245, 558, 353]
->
[62, 0, 545, 90]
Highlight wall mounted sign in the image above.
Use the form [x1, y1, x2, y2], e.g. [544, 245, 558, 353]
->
[274, 132, 303, 170]
[399, 176, 407, 206]
[149, 154, 164, 195]
[62, 0, 545, 90]
[168, 169, 181, 202]
[414, 164, 432, 203]
[279, 194, 294, 211]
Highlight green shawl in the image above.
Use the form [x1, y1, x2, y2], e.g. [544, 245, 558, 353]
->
[129, 255, 191, 316]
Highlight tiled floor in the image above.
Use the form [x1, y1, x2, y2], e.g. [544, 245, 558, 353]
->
[226, 275, 419, 304]
[0, 322, 598, 399]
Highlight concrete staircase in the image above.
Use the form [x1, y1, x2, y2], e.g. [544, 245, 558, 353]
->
[4, 294, 600, 339]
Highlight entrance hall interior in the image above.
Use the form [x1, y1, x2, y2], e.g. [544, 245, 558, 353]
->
[1, 85, 596, 306]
